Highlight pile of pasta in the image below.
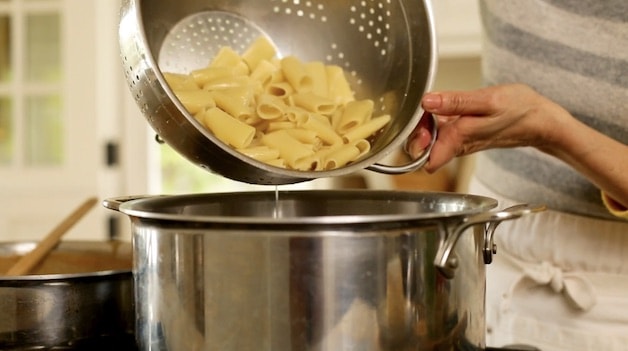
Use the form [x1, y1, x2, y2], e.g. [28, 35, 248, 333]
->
[164, 37, 391, 171]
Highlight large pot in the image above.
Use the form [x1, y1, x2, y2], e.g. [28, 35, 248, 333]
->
[104, 190, 543, 351]
[0, 240, 136, 350]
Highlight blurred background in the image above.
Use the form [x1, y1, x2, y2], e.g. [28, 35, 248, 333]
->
[0, 0, 482, 242]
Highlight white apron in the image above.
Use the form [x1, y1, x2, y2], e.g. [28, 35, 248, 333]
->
[468, 177, 628, 351]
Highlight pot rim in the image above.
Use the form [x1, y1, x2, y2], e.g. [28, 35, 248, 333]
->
[109, 189, 499, 225]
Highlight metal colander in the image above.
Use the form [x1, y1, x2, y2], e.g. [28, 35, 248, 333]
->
[119, 0, 438, 185]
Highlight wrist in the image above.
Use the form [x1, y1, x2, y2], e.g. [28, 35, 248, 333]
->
[533, 103, 579, 157]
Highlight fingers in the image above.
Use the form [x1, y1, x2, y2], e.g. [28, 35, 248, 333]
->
[422, 137, 457, 173]
[406, 112, 433, 157]
[406, 114, 462, 173]
[406, 125, 433, 159]
[406, 132, 456, 173]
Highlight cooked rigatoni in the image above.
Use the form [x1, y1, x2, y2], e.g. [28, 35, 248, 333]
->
[163, 36, 391, 171]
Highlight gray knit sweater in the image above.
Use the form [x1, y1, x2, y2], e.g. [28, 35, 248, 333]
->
[474, 0, 628, 220]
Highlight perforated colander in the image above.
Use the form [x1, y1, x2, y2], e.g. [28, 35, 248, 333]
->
[119, 0, 438, 185]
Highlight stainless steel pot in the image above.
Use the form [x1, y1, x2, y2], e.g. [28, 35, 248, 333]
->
[104, 190, 543, 351]
[0, 240, 135, 350]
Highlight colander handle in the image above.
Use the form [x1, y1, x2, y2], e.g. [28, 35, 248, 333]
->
[367, 113, 438, 174]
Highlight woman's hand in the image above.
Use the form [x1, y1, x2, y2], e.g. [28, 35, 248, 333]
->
[406, 84, 565, 173]
[406, 83, 628, 211]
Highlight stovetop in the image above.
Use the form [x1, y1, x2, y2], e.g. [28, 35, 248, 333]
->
[8, 335, 537, 351]
[8, 334, 138, 351]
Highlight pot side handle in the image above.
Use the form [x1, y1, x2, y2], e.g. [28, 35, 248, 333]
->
[102, 195, 156, 212]
[366, 113, 438, 174]
[434, 203, 546, 279]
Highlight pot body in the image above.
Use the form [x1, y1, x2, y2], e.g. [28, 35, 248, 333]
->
[107, 190, 505, 351]
[0, 241, 135, 350]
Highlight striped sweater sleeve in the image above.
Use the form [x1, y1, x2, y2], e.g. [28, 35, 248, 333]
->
[477, 0, 628, 220]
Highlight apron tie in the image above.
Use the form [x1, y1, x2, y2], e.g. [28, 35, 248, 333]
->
[502, 260, 597, 312]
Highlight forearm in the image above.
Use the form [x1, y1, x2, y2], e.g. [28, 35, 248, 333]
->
[540, 109, 628, 210]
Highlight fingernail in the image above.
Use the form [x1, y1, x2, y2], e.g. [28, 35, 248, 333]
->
[422, 94, 442, 111]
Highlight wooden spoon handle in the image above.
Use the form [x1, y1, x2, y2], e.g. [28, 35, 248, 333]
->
[5, 197, 99, 276]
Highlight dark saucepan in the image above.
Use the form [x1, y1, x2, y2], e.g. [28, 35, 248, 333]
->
[0, 240, 135, 350]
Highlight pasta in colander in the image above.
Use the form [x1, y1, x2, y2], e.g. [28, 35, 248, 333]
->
[164, 37, 391, 171]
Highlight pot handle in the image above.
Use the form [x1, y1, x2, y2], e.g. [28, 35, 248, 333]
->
[434, 203, 546, 279]
[366, 113, 438, 174]
[102, 195, 157, 212]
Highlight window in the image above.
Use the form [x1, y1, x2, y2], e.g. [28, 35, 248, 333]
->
[0, 0, 63, 169]
[0, 0, 107, 242]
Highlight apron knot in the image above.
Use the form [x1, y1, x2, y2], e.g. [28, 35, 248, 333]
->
[508, 261, 598, 312]
[503, 262, 597, 312]
[524, 261, 565, 293]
